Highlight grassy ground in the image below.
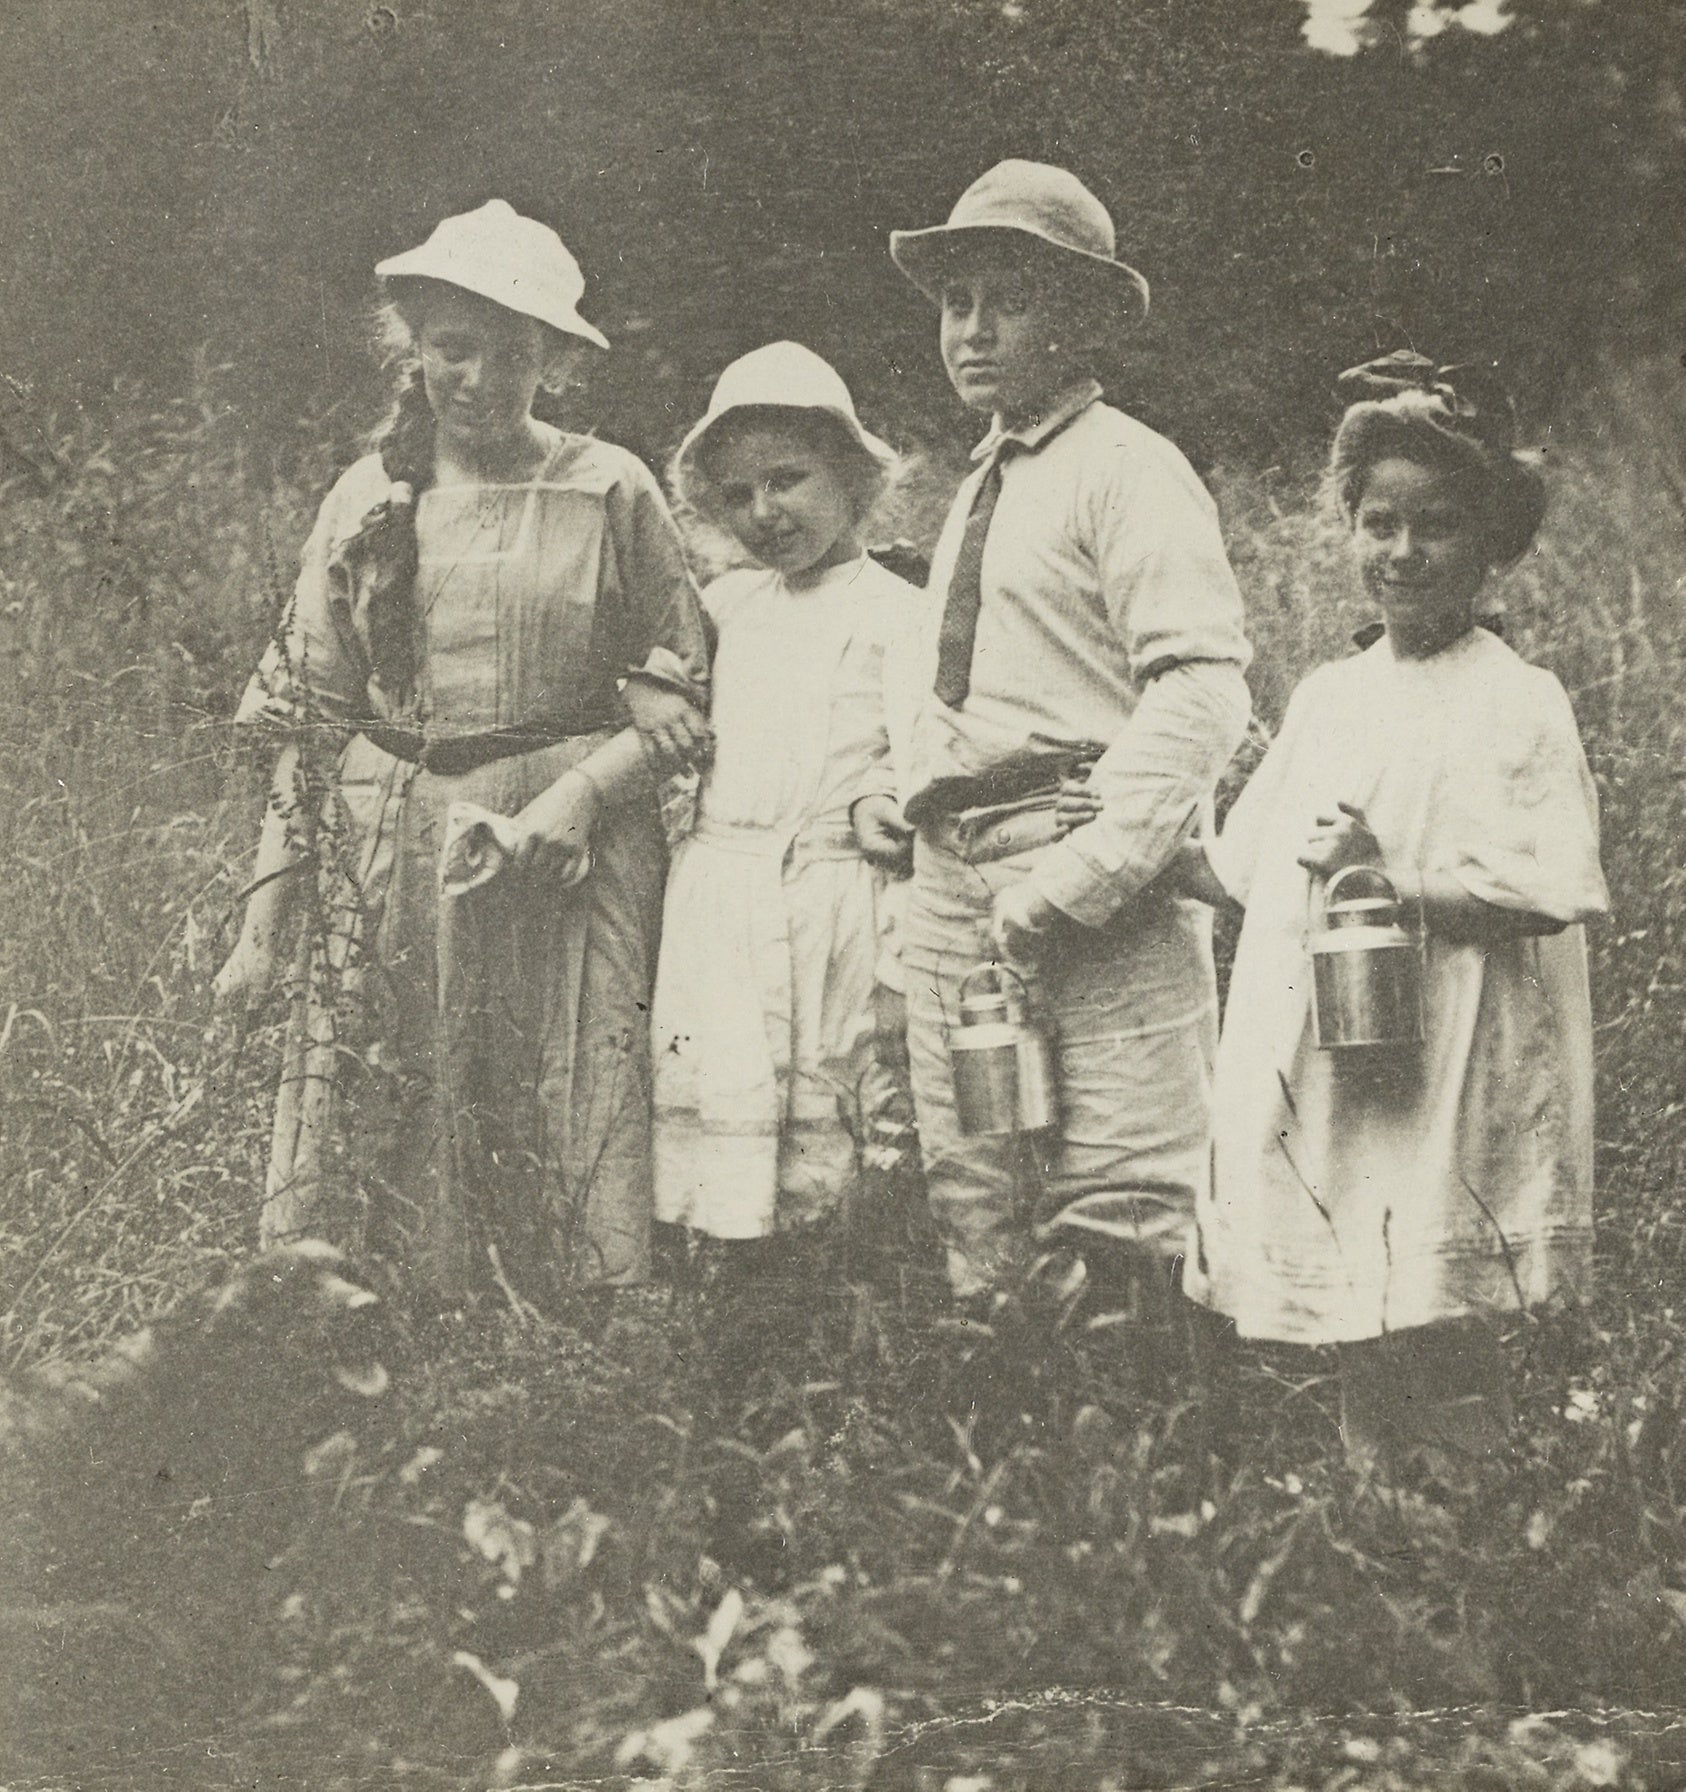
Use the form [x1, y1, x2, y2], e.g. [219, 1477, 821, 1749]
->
[0, 360, 1682, 1788]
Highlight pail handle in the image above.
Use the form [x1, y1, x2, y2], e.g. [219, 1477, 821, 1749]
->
[959, 961, 1030, 1017]
[1322, 863, 1402, 915]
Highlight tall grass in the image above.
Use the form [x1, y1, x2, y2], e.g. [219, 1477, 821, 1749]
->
[0, 373, 348, 1364]
[0, 359, 1682, 1787]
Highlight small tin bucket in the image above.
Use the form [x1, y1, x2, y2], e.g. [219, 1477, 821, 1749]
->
[949, 964, 1058, 1136]
[1309, 866, 1424, 1052]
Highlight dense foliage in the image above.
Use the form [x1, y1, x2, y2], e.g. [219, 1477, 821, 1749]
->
[0, 350, 1681, 1786]
[1, 0, 1681, 472]
[0, 3, 1682, 1784]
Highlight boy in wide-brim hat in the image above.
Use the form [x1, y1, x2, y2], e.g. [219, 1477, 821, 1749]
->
[888, 159, 1252, 1316]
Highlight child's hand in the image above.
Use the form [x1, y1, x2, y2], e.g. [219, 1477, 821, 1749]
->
[509, 771, 599, 882]
[1298, 801, 1382, 878]
[622, 680, 713, 772]
[989, 882, 1060, 965]
[212, 932, 281, 1012]
[1053, 760, 1100, 838]
[851, 794, 913, 874]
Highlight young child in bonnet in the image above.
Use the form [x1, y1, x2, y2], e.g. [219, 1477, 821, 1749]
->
[1173, 353, 1609, 1469]
[650, 343, 918, 1246]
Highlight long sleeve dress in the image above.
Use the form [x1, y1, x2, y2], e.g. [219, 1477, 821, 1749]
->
[236, 428, 710, 1296]
[650, 556, 913, 1238]
[1191, 626, 1609, 1343]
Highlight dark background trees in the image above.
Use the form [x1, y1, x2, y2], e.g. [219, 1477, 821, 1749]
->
[1, 10, 1683, 1779]
[2, 0, 1680, 475]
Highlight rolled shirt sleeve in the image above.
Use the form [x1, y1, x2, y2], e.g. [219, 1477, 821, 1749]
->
[903, 392, 1254, 923]
[1033, 660, 1252, 925]
[1029, 422, 1253, 927]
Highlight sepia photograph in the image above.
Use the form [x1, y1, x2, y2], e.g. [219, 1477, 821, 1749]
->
[0, 0, 1682, 1785]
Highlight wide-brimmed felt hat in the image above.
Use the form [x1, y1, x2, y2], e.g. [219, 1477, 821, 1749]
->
[375, 199, 610, 350]
[890, 160, 1149, 322]
[675, 340, 897, 479]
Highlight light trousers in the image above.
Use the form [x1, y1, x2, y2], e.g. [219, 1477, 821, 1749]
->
[903, 829, 1218, 1298]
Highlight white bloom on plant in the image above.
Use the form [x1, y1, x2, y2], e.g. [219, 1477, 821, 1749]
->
[463, 1496, 537, 1586]
[1563, 1385, 1603, 1424]
[1407, 1, 1451, 43]
[1454, 0, 1512, 36]
[616, 1706, 714, 1775]
[1572, 1739, 1627, 1788]
[763, 1621, 815, 1688]
[451, 1650, 519, 1725]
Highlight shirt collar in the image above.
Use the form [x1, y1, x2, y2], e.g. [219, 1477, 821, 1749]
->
[1352, 612, 1507, 652]
[970, 378, 1104, 463]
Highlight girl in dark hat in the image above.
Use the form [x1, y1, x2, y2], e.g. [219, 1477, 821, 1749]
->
[1177, 353, 1608, 1471]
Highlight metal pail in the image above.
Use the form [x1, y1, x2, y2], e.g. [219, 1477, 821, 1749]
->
[950, 964, 1059, 1136]
[1309, 866, 1424, 1052]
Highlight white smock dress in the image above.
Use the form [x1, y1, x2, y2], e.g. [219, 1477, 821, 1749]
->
[652, 556, 912, 1237]
[1192, 627, 1609, 1344]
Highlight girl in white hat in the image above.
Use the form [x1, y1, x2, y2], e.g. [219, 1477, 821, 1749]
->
[650, 342, 921, 1248]
[214, 200, 711, 1307]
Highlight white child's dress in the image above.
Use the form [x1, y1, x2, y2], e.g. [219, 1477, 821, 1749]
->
[652, 556, 913, 1237]
[1192, 627, 1609, 1343]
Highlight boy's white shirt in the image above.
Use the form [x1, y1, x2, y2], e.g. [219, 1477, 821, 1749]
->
[904, 381, 1252, 925]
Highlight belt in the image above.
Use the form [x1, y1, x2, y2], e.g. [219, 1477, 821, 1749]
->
[361, 716, 612, 778]
[902, 743, 1105, 829]
[923, 793, 1064, 865]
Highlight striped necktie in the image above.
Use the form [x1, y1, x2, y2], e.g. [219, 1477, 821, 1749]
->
[933, 450, 1009, 708]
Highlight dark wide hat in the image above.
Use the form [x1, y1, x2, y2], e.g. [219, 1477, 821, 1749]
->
[890, 160, 1150, 322]
[1330, 351, 1547, 564]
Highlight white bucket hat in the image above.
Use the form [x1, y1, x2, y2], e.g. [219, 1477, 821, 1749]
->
[375, 199, 610, 350]
[676, 341, 897, 480]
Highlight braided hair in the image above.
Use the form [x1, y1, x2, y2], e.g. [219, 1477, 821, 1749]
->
[355, 363, 436, 709]
[325, 345, 434, 712]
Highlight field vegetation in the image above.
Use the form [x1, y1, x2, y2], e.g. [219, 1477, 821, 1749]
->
[0, 351, 1681, 1788]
